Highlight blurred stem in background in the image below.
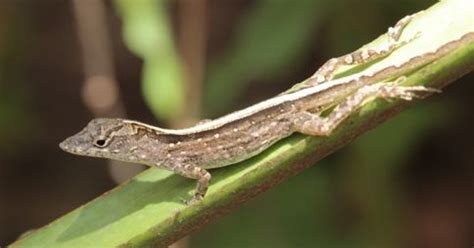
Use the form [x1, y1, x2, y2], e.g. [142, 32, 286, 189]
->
[72, 0, 124, 117]
[72, 0, 144, 183]
[177, 0, 208, 127]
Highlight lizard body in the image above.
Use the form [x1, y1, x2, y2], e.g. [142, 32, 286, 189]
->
[60, 14, 443, 203]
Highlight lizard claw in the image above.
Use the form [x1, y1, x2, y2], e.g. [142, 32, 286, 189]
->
[390, 85, 441, 101]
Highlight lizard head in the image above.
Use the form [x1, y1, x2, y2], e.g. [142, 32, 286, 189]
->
[59, 118, 158, 163]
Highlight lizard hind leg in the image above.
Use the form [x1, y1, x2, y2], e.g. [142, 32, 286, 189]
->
[308, 14, 418, 86]
[292, 78, 439, 136]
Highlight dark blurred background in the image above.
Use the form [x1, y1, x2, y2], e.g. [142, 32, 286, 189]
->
[1, 0, 473, 247]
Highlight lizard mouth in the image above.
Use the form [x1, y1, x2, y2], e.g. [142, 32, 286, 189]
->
[59, 138, 84, 155]
[59, 139, 69, 151]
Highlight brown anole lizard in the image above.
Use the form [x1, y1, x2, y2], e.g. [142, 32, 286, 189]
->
[60, 14, 443, 204]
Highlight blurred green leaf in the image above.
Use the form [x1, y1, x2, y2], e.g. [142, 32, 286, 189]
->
[114, 0, 184, 122]
[204, 0, 329, 115]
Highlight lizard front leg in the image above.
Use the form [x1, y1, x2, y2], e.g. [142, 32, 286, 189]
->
[292, 78, 439, 136]
[170, 163, 211, 204]
[309, 14, 418, 85]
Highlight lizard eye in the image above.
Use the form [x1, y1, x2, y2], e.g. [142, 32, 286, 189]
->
[93, 138, 109, 148]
